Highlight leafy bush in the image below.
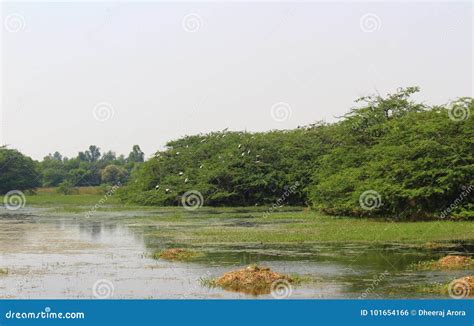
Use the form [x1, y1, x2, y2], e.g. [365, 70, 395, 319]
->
[0, 147, 41, 194]
[56, 181, 78, 195]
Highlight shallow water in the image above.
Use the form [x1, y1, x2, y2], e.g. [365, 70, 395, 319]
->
[0, 207, 472, 299]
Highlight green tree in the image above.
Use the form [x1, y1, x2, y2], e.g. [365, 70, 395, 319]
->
[101, 164, 128, 185]
[0, 147, 41, 194]
[128, 145, 144, 163]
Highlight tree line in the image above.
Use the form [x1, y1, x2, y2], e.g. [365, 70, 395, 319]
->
[0, 145, 145, 194]
[119, 87, 473, 219]
[1, 87, 472, 219]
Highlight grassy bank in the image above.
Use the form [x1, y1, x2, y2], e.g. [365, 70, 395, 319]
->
[26, 187, 120, 207]
[139, 210, 474, 244]
[23, 190, 474, 244]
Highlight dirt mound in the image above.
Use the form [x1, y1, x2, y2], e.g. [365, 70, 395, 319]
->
[415, 255, 474, 270]
[437, 255, 474, 268]
[154, 248, 200, 261]
[214, 265, 293, 295]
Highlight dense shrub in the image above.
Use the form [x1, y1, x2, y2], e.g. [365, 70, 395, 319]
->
[119, 88, 473, 218]
[0, 147, 41, 194]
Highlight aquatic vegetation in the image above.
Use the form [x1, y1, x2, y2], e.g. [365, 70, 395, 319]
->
[421, 242, 460, 250]
[416, 276, 474, 298]
[0, 268, 8, 276]
[413, 282, 449, 295]
[206, 265, 298, 295]
[412, 255, 474, 270]
[152, 248, 202, 261]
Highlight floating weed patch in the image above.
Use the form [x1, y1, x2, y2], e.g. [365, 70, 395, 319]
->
[421, 242, 460, 250]
[412, 255, 474, 270]
[204, 265, 303, 295]
[414, 282, 448, 295]
[152, 248, 202, 261]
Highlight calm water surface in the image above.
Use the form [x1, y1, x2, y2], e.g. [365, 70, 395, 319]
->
[0, 207, 472, 299]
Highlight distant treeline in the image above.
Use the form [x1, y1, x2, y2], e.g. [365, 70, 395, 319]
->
[0, 145, 145, 194]
[119, 87, 473, 219]
[1, 87, 472, 218]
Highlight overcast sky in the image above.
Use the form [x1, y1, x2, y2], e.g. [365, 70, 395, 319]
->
[1, 1, 472, 160]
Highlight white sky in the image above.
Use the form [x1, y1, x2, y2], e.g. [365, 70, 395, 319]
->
[1, 1, 472, 160]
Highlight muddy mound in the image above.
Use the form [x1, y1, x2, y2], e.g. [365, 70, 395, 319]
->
[438, 255, 473, 268]
[414, 255, 474, 270]
[153, 248, 200, 261]
[214, 265, 293, 295]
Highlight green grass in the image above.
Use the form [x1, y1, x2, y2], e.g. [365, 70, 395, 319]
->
[410, 257, 474, 271]
[142, 210, 474, 244]
[26, 193, 117, 206]
[23, 191, 474, 244]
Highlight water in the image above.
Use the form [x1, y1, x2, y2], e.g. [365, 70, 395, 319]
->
[0, 207, 472, 299]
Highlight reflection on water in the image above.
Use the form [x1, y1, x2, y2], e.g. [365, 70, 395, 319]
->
[0, 208, 472, 299]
